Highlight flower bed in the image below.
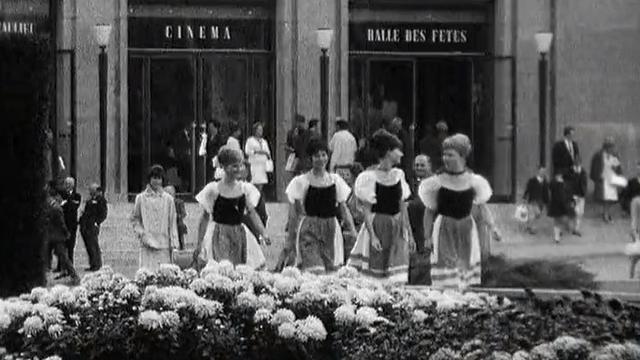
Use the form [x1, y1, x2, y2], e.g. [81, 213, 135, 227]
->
[0, 263, 639, 360]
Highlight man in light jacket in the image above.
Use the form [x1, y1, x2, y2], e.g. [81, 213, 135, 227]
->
[329, 117, 357, 173]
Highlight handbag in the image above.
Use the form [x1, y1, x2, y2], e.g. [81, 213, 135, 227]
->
[265, 159, 274, 173]
[610, 174, 628, 188]
[514, 204, 529, 223]
[285, 154, 297, 172]
[172, 249, 196, 270]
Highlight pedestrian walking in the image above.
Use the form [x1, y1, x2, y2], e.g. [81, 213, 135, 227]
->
[131, 165, 178, 270]
[192, 147, 270, 269]
[548, 172, 575, 243]
[329, 117, 357, 173]
[286, 138, 358, 274]
[285, 114, 307, 174]
[419, 134, 492, 290]
[199, 119, 225, 182]
[339, 162, 365, 263]
[60, 177, 81, 266]
[44, 184, 79, 284]
[552, 126, 580, 176]
[245, 122, 272, 192]
[590, 136, 625, 223]
[164, 185, 187, 250]
[79, 183, 107, 271]
[522, 165, 550, 234]
[565, 160, 588, 235]
[347, 129, 415, 283]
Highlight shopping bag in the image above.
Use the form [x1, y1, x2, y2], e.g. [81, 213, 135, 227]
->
[514, 204, 529, 223]
[265, 159, 274, 173]
[610, 174, 628, 188]
[285, 154, 297, 172]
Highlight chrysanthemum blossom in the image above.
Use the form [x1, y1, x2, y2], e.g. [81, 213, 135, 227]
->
[234, 264, 255, 279]
[204, 274, 234, 292]
[256, 294, 277, 310]
[138, 310, 163, 330]
[189, 278, 210, 294]
[253, 308, 272, 323]
[296, 316, 327, 342]
[411, 309, 428, 323]
[270, 308, 296, 326]
[192, 299, 223, 319]
[44, 356, 62, 360]
[120, 283, 141, 299]
[334, 304, 356, 326]
[277, 322, 296, 340]
[236, 291, 258, 308]
[0, 314, 12, 331]
[355, 306, 378, 327]
[353, 288, 375, 306]
[281, 266, 302, 280]
[47, 324, 64, 339]
[160, 311, 181, 329]
[216, 260, 236, 278]
[22, 315, 45, 336]
[134, 267, 155, 283]
[156, 263, 182, 279]
[336, 266, 359, 279]
[273, 276, 299, 295]
[29, 287, 48, 302]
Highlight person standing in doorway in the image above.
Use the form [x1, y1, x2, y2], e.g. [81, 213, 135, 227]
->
[386, 117, 411, 173]
[131, 165, 178, 270]
[329, 117, 357, 173]
[79, 183, 108, 271]
[245, 122, 272, 193]
[590, 136, 624, 223]
[420, 120, 449, 172]
[552, 126, 580, 176]
[44, 184, 79, 284]
[60, 177, 81, 268]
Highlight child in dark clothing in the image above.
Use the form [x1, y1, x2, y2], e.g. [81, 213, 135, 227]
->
[164, 185, 187, 250]
[564, 161, 588, 236]
[548, 172, 575, 243]
[523, 165, 549, 234]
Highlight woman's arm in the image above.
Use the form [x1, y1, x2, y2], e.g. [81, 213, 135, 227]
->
[423, 208, 436, 251]
[338, 202, 358, 238]
[246, 205, 271, 245]
[400, 200, 416, 252]
[192, 210, 209, 260]
[362, 202, 382, 251]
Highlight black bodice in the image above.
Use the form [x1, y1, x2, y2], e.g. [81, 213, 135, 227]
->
[304, 184, 337, 218]
[371, 181, 401, 215]
[437, 187, 475, 219]
[212, 195, 246, 225]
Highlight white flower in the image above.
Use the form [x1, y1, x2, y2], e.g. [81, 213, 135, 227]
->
[273, 276, 298, 295]
[336, 266, 359, 279]
[295, 316, 327, 342]
[411, 310, 428, 323]
[120, 283, 141, 299]
[29, 287, 49, 302]
[22, 315, 45, 336]
[189, 278, 210, 293]
[253, 308, 272, 323]
[270, 309, 296, 326]
[235, 264, 255, 279]
[57, 290, 76, 306]
[277, 322, 297, 340]
[183, 268, 199, 282]
[156, 263, 182, 279]
[191, 299, 223, 319]
[370, 290, 393, 305]
[72, 286, 89, 301]
[355, 306, 378, 327]
[281, 266, 302, 280]
[39, 307, 64, 326]
[138, 310, 163, 330]
[334, 304, 356, 326]
[47, 324, 64, 339]
[4, 301, 33, 319]
[204, 274, 234, 292]
[160, 311, 181, 329]
[0, 314, 12, 331]
[249, 271, 274, 288]
[353, 288, 375, 306]
[256, 294, 277, 310]
[436, 299, 462, 312]
[44, 356, 63, 360]
[236, 291, 258, 308]
[134, 268, 155, 283]
[217, 260, 236, 278]
[291, 289, 327, 305]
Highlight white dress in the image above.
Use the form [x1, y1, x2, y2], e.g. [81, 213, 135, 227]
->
[245, 136, 271, 185]
[602, 153, 620, 201]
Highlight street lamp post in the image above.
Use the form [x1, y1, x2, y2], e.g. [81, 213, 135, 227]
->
[535, 32, 553, 167]
[94, 24, 112, 190]
[316, 28, 333, 140]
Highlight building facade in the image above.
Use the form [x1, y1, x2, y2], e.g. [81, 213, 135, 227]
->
[22, 0, 640, 201]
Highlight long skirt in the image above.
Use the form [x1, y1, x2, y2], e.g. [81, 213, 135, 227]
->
[430, 215, 481, 289]
[295, 216, 344, 274]
[139, 247, 172, 270]
[347, 213, 410, 283]
[199, 221, 266, 269]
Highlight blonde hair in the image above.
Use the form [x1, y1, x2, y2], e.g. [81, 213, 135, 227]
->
[442, 133, 472, 159]
[217, 146, 244, 167]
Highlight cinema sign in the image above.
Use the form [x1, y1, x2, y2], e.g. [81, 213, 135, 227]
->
[0, 0, 50, 36]
[350, 22, 487, 53]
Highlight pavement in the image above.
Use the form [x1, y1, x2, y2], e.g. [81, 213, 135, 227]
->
[49, 201, 638, 286]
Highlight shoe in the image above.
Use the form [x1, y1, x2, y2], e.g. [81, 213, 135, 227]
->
[572, 230, 582, 237]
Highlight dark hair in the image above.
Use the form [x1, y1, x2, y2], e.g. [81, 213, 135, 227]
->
[208, 119, 220, 129]
[306, 137, 329, 157]
[228, 121, 240, 135]
[336, 119, 349, 130]
[46, 180, 60, 197]
[563, 126, 575, 136]
[370, 129, 402, 160]
[252, 122, 264, 135]
[537, 164, 546, 170]
[308, 119, 319, 130]
[350, 162, 364, 177]
[217, 146, 244, 167]
[148, 164, 165, 181]
[295, 114, 306, 123]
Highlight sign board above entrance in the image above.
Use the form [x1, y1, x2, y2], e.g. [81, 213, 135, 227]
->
[349, 22, 486, 53]
[129, 17, 272, 50]
[0, 0, 50, 36]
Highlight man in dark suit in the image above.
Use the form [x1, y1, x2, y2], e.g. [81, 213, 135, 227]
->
[552, 126, 580, 176]
[60, 177, 81, 267]
[45, 184, 79, 284]
[79, 184, 108, 271]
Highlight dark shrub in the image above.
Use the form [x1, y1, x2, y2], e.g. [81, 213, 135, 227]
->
[0, 34, 53, 296]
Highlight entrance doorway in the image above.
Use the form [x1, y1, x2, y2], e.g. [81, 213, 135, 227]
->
[349, 56, 508, 198]
[128, 53, 274, 198]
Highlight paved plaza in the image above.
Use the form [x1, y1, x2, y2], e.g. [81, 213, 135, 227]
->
[50, 200, 636, 286]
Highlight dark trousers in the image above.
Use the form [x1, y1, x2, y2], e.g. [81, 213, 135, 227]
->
[81, 226, 102, 270]
[67, 228, 77, 264]
[52, 242, 78, 279]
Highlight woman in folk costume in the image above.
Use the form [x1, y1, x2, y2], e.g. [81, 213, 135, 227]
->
[420, 133, 492, 290]
[348, 129, 416, 282]
[286, 138, 358, 274]
[192, 146, 270, 269]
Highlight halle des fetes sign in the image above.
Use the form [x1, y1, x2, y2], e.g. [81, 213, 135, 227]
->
[350, 22, 486, 53]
